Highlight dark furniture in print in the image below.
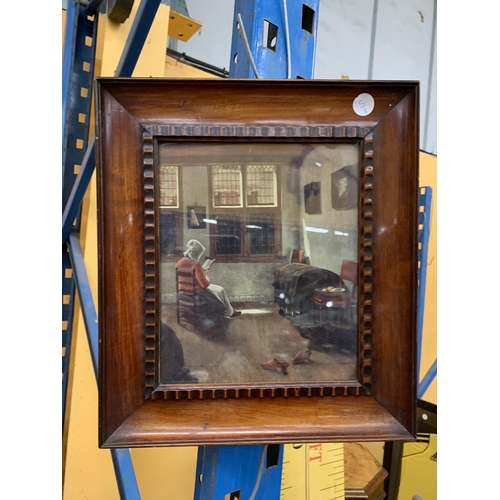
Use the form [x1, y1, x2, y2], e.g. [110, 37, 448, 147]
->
[272, 263, 344, 318]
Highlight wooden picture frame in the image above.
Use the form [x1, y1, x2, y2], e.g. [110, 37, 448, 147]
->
[95, 78, 419, 448]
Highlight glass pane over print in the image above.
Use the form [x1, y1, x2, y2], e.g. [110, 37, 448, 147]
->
[158, 142, 360, 388]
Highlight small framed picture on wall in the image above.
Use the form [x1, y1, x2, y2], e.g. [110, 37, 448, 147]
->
[304, 181, 321, 214]
[187, 205, 207, 229]
[331, 164, 358, 210]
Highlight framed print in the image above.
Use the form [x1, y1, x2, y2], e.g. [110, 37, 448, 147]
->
[304, 181, 321, 214]
[331, 164, 358, 210]
[95, 78, 419, 448]
[186, 205, 207, 229]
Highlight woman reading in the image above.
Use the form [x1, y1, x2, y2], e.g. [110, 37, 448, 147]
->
[176, 239, 241, 319]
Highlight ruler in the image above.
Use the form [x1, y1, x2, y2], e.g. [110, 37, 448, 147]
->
[281, 443, 345, 500]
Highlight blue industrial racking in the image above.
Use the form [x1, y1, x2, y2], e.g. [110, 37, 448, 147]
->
[417, 186, 436, 400]
[63, 1, 164, 497]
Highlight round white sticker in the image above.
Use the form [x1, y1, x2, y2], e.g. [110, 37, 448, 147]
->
[353, 93, 375, 116]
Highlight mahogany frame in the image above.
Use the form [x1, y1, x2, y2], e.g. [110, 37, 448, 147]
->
[95, 78, 419, 448]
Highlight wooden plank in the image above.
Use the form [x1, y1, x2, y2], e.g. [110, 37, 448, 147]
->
[344, 443, 387, 500]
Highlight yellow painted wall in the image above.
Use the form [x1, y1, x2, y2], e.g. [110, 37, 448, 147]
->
[63, 6, 437, 496]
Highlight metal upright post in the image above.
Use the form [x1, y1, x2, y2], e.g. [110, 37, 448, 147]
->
[230, 0, 319, 79]
[62, 0, 162, 243]
[62, 0, 99, 429]
[194, 445, 285, 500]
[194, 2, 320, 499]
[417, 186, 436, 399]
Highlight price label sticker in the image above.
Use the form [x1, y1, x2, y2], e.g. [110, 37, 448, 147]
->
[353, 93, 375, 116]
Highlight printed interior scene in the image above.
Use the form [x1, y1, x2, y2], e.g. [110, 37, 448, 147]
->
[158, 142, 360, 386]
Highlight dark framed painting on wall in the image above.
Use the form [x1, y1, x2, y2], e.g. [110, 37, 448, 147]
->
[304, 181, 321, 215]
[331, 164, 358, 210]
[95, 78, 419, 448]
[186, 205, 207, 229]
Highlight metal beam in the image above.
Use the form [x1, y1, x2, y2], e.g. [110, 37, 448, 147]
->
[229, 0, 320, 79]
[62, 136, 95, 243]
[418, 359, 437, 400]
[114, 0, 162, 77]
[62, 1, 97, 216]
[62, 0, 98, 428]
[67, 232, 99, 375]
[62, 0, 164, 245]
[63, 2, 153, 497]
[111, 449, 142, 500]
[417, 186, 435, 396]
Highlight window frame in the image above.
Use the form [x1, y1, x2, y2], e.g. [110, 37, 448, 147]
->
[208, 164, 283, 262]
[157, 163, 184, 261]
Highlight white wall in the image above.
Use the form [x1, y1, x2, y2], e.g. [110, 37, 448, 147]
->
[177, 1, 235, 73]
[181, 0, 437, 154]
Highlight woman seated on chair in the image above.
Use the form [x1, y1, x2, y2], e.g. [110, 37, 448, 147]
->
[176, 239, 241, 319]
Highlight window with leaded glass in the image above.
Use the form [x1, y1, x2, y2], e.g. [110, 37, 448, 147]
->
[246, 165, 277, 206]
[210, 165, 281, 261]
[247, 213, 276, 255]
[212, 166, 243, 207]
[214, 214, 242, 255]
[158, 165, 182, 258]
[158, 166, 179, 208]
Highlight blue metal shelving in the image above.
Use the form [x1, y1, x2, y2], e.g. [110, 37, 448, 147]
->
[62, 1, 164, 498]
[417, 186, 436, 399]
[62, 0, 98, 428]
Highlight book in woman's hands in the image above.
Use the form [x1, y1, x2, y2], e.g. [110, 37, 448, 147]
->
[202, 258, 216, 270]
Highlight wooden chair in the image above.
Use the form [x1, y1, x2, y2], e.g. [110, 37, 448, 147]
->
[290, 248, 310, 265]
[175, 267, 227, 329]
[176, 268, 210, 326]
[291, 249, 305, 263]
